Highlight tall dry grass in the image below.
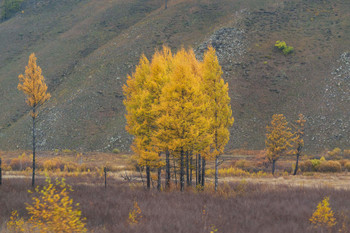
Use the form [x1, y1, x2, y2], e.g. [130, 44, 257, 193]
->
[1, 177, 350, 232]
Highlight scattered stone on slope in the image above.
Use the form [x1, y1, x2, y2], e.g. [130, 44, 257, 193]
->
[195, 27, 246, 63]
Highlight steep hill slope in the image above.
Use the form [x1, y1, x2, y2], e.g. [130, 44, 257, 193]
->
[0, 0, 349, 152]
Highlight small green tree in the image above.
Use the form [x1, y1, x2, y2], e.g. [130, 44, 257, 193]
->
[1, 0, 24, 20]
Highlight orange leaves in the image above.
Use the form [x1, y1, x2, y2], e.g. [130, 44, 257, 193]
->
[18, 53, 51, 117]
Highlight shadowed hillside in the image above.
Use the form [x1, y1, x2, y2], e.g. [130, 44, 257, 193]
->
[0, 0, 349, 152]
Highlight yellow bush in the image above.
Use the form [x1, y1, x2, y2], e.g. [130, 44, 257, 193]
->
[328, 147, 342, 158]
[42, 158, 64, 171]
[7, 210, 25, 233]
[26, 177, 87, 232]
[310, 196, 336, 229]
[128, 201, 142, 225]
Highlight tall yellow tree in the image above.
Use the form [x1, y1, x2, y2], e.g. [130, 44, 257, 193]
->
[201, 46, 234, 191]
[18, 53, 51, 187]
[124, 46, 172, 189]
[265, 114, 293, 175]
[155, 48, 211, 191]
[292, 114, 306, 175]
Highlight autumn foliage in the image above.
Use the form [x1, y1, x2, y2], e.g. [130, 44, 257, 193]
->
[265, 114, 293, 174]
[310, 196, 337, 230]
[18, 53, 51, 113]
[124, 46, 233, 190]
[25, 177, 87, 233]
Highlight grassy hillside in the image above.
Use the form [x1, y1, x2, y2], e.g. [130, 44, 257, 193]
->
[0, 0, 349, 152]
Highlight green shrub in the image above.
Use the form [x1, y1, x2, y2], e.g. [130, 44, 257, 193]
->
[310, 159, 322, 171]
[1, 0, 24, 20]
[112, 148, 120, 154]
[318, 161, 341, 173]
[275, 40, 294, 55]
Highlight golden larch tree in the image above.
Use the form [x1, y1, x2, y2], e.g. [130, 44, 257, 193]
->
[310, 196, 336, 230]
[155, 48, 211, 191]
[18, 53, 51, 187]
[26, 177, 87, 232]
[201, 46, 234, 191]
[123, 47, 172, 189]
[265, 114, 293, 175]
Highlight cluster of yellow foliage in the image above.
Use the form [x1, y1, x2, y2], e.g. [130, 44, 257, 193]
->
[6, 177, 86, 233]
[26, 177, 87, 233]
[128, 201, 143, 225]
[7, 210, 25, 232]
[124, 45, 233, 190]
[18, 53, 51, 117]
[310, 196, 337, 230]
[207, 167, 268, 178]
[265, 114, 294, 174]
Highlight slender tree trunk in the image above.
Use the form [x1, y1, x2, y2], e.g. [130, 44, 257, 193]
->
[157, 152, 162, 191]
[198, 154, 201, 185]
[173, 155, 177, 187]
[214, 156, 219, 192]
[0, 157, 2, 185]
[157, 166, 161, 191]
[32, 107, 36, 187]
[165, 0, 167, 9]
[201, 157, 206, 187]
[195, 154, 198, 185]
[190, 154, 193, 186]
[186, 151, 190, 186]
[146, 165, 150, 189]
[166, 150, 170, 189]
[272, 159, 276, 175]
[180, 149, 184, 191]
[104, 167, 107, 189]
[293, 146, 301, 175]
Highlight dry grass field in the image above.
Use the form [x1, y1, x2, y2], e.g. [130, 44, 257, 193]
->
[2, 150, 350, 232]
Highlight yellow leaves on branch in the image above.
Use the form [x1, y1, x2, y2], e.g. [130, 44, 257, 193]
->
[310, 196, 337, 229]
[128, 201, 143, 225]
[18, 53, 51, 118]
[26, 177, 87, 233]
[7, 210, 25, 233]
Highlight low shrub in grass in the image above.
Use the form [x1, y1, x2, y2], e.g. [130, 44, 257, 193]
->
[10, 157, 31, 171]
[344, 162, 350, 171]
[42, 158, 65, 171]
[318, 161, 341, 173]
[275, 40, 294, 55]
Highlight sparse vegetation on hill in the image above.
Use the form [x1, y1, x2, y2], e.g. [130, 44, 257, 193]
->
[0, 0, 348, 153]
